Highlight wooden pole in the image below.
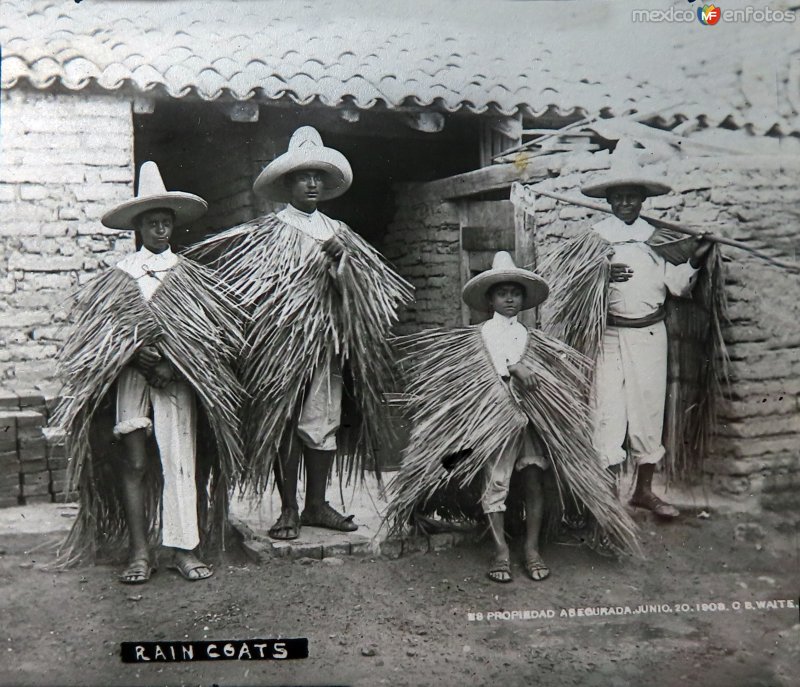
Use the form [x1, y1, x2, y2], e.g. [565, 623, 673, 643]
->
[514, 200, 538, 328]
[527, 186, 800, 274]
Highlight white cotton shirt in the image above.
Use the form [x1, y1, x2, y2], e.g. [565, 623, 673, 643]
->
[593, 216, 699, 319]
[116, 246, 178, 301]
[481, 312, 528, 377]
[277, 205, 338, 259]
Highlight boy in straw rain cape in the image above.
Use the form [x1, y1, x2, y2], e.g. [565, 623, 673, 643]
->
[52, 161, 246, 583]
[539, 139, 719, 521]
[385, 251, 639, 583]
[190, 127, 412, 540]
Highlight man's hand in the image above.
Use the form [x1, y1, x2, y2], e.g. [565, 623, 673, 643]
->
[508, 363, 537, 391]
[690, 236, 714, 268]
[135, 345, 161, 372]
[147, 361, 174, 389]
[321, 235, 345, 263]
[609, 263, 634, 283]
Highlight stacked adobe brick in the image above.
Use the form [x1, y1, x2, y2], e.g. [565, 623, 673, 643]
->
[0, 387, 73, 507]
[0, 89, 135, 385]
[382, 193, 462, 335]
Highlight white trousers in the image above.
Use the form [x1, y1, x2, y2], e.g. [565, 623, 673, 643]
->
[297, 357, 343, 452]
[592, 322, 667, 469]
[114, 367, 199, 550]
[481, 427, 548, 514]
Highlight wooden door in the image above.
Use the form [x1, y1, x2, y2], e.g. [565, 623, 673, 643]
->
[458, 200, 515, 325]
[458, 199, 538, 327]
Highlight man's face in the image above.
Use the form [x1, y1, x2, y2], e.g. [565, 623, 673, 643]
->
[607, 185, 645, 225]
[286, 169, 326, 212]
[488, 282, 525, 318]
[135, 209, 174, 253]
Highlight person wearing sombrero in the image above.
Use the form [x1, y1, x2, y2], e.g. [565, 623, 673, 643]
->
[539, 140, 719, 525]
[189, 127, 413, 541]
[384, 251, 640, 583]
[52, 161, 246, 584]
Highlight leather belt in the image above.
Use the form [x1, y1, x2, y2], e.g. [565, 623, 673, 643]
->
[607, 306, 666, 328]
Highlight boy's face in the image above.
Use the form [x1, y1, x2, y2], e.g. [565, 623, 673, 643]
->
[135, 208, 174, 254]
[607, 185, 645, 225]
[286, 169, 326, 212]
[488, 282, 525, 318]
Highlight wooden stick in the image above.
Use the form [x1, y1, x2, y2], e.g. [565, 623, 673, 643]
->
[493, 102, 687, 162]
[519, 185, 800, 273]
[493, 116, 596, 161]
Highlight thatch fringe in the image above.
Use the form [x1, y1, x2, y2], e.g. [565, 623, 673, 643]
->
[537, 231, 613, 360]
[650, 234, 730, 482]
[188, 215, 413, 495]
[51, 259, 246, 565]
[384, 327, 641, 556]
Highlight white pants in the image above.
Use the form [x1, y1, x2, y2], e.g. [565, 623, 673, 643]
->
[592, 322, 667, 469]
[113, 367, 199, 550]
[297, 357, 343, 452]
[481, 427, 548, 514]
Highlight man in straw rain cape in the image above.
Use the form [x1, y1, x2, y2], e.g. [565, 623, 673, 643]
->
[385, 251, 639, 583]
[190, 126, 413, 540]
[539, 139, 719, 520]
[52, 161, 246, 583]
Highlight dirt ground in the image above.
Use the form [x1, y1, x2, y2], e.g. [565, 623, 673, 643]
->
[0, 508, 797, 687]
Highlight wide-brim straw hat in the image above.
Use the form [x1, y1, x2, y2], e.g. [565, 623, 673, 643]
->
[253, 126, 353, 202]
[101, 161, 208, 231]
[462, 251, 549, 313]
[581, 138, 672, 199]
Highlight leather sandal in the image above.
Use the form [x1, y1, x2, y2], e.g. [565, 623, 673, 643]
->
[524, 552, 550, 581]
[119, 557, 156, 585]
[168, 552, 213, 582]
[487, 556, 512, 583]
[300, 501, 358, 532]
[268, 506, 301, 540]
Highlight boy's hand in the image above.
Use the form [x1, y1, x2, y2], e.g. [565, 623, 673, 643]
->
[508, 363, 537, 391]
[147, 361, 174, 389]
[135, 345, 161, 372]
[690, 236, 714, 268]
[609, 263, 634, 282]
[321, 236, 345, 263]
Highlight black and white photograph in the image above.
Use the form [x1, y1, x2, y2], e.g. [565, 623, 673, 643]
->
[0, 1, 798, 685]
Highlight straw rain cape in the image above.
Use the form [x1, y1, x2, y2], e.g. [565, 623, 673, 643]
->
[52, 258, 246, 565]
[189, 214, 414, 493]
[539, 227, 729, 482]
[385, 326, 641, 555]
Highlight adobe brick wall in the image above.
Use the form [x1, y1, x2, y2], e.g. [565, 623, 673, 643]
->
[382, 191, 461, 334]
[531, 151, 800, 506]
[0, 89, 135, 384]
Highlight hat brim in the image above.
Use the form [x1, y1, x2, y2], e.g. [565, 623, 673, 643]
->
[252, 147, 353, 202]
[581, 176, 672, 199]
[101, 193, 208, 231]
[462, 269, 550, 313]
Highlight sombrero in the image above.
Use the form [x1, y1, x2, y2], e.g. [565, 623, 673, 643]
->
[252, 126, 353, 202]
[462, 251, 549, 313]
[101, 161, 208, 231]
[581, 139, 672, 199]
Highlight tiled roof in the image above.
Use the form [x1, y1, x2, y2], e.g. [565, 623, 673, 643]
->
[1, 0, 798, 134]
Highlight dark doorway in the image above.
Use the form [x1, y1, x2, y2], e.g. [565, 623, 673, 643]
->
[133, 99, 481, 252]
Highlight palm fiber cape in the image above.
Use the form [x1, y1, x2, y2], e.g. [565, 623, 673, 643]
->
[51, 257, 246, 565]
[539, 226, 729, 482]
[188, 214, 414, 494]
[384, 327, 641, 555]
